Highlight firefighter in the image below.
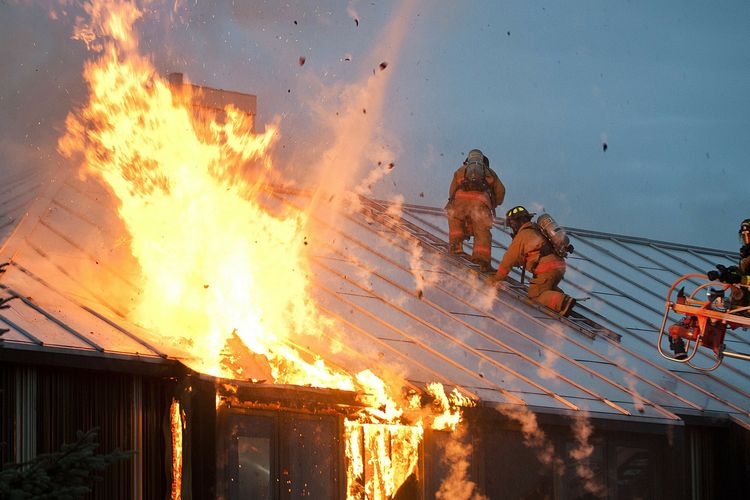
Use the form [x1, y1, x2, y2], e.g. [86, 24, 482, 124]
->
[488, 206, 576, 316]
[706, 218, 750, 308]
[671, 218, 750, 359]
[446, 149, 505, 272]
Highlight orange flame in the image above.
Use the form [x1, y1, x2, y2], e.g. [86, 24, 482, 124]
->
[57, 2, 478, 497]
[170, 398, 183, 500]
[427, 382, 475, 431]
[344, 421, 423, 499]
[58, 1, 356, 390]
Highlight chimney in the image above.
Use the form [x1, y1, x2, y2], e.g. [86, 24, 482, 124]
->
[168, 72, 184, 88]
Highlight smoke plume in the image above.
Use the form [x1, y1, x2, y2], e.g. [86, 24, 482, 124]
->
[499, 404, 564, 474]
[569, 412, 606, 497]
[435, 425, 487, 500]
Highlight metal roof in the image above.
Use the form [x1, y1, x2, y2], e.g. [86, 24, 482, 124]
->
[1, 176, 748, 428]
[0, 169, 43, 243]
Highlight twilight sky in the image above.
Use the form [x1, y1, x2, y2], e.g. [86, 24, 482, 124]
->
[1, 0, 748, 250]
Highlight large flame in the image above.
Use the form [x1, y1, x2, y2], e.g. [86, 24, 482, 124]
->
[59, 1, 356, 389]
[57, 2, 477, 498]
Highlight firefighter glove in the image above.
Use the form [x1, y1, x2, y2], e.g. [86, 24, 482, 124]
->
[740, 243, 750, 258]
[710, 264, 742, 284]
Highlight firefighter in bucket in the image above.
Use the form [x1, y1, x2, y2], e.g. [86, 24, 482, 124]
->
[446, 149, 505, 272]
[668, 218, 750, 360]
[705, 218, 750, 310]
[489, 206, 576, 317]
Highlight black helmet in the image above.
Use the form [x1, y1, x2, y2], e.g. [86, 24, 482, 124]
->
[505, 205, 534, 234]
[506, 205, 533, 221]
[740, 218, 750, 245]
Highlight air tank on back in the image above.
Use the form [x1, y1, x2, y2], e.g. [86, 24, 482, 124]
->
[536, 213, 574, 257]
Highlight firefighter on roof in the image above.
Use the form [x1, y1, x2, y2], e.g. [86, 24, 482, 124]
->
[446, 149, 505, 272]
[489, 206, 576, 317]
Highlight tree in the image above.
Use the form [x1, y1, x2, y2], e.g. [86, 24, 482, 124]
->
[0, 428, 131, 499]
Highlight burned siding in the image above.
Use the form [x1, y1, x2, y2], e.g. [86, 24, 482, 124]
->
[464, 408, 689, 500]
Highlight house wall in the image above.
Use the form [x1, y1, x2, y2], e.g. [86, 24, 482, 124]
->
[5, 359, 747, 500]
[0, 361, 175, 499]
[685, 422, 750, 499]
[465, 410, 690, 500]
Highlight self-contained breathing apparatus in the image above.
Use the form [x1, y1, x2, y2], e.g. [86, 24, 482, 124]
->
[456, 149, 497, 214]
[460, 158, 489, 193]
[536, 213, 574, 258]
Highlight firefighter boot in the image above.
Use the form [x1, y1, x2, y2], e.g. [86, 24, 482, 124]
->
[560, 296, 576, 317]
[669, 336, 688, 360]
[478, 260, 496, 273]
[449, 240, 467, 256]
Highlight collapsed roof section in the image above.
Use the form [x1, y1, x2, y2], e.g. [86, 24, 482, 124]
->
[0, 176, 748, 429]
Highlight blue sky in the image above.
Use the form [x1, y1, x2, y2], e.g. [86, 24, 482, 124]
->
[1, 0, 748, 250]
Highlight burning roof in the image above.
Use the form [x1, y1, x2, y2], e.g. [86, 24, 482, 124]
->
[3, 2, 748, 497]
[1, 179, 749, 428]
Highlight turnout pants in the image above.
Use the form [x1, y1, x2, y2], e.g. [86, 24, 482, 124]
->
[528, 258, 569, 312]
[447, 191, 493, 264]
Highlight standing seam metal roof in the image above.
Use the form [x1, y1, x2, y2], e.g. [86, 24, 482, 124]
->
[0, 178, 748, 428]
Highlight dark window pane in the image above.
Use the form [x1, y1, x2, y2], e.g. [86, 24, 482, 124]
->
[563, 441, 606, 499]
[238, 436, 271, 500]
[614, 446, 652, 500]
[283, 416, 337, 499]
[481, 430, 553, 500]
[226, 414, 274, 500]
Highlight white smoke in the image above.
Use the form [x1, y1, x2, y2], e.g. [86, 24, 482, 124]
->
[499, 404, 564, 474]
[609, 347, 645, 413]
[569, 412, 606, 497]
[435, 425, 487, 500]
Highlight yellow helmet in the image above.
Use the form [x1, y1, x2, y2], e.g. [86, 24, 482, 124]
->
[505, 205, 534, 235]
[506, 205, 534, 221]
[740, 218, 750, 245]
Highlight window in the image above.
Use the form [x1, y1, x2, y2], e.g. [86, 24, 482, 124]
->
[562, 441, 606, 500]
[221, 411, 340, 499]
[226, 414, 275, 500]
[480, 429, 554, 500]
[237, 436, 272, 499]
[612, 445, 653, 500]
[282, 416, 338, 498]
